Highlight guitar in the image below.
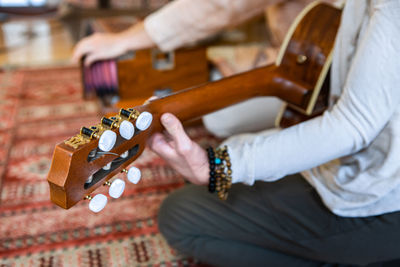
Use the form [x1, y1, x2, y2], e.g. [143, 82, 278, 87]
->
[47, 2, 341, 211]
[81, 47, 209, 106]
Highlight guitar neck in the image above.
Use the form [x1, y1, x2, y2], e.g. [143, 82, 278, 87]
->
[140, 64, 284, 131]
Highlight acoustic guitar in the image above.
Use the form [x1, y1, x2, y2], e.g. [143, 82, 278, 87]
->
[47, 2, 342, 212]
[81, 16, 209, 107]
[81, 47, 209, 106]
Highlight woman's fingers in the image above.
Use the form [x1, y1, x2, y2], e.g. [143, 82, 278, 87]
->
[147, 113, 210, 185]
[84, 53, 103, 67]
[148, 113, 194, 161]
[147, 132, 176, 159]
[160, 113, 193, 155]
[72, 33, 124, 65]
[72, 38, 93, 63]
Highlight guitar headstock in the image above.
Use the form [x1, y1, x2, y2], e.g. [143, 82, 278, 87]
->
[47, 107, 155, 212]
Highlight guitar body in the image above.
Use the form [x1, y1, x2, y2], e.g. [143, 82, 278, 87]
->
[277, 70, 331, 128]
[81, 16, 209, 107]
[273, 1, 340, 127]
[83, 47, 209, 106]
[47, 2, 342, 210]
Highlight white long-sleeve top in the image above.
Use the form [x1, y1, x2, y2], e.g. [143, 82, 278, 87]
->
[144, 0, 279, 51]
[145, 0, 400, 217]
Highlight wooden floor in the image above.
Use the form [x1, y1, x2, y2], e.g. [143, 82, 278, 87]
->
[0, 17, 75, 68]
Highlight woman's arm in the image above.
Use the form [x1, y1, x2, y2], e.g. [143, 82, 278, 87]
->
[225, 0, 400, 184]
[72, 21, 154, 66]
[149, 1, 400, 187]
[73, 0, 283, 65]
[143, 0, 282, 51]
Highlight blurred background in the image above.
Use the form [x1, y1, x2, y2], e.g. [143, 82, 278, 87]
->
[0, 1, 273, 266]
[0, 0, 173, 67]
[0, 0, 325, 265]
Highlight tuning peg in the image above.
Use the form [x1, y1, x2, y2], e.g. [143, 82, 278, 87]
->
[119, 120, 135, 140]
[103, 162, 112, 170]
[86, 175, 93, 184]
[120, 108, 139, 120]
[122, 167, 141, 184]
[98, 130, 117, 151]
[86, 194, 108, 213]
[136, 111, 153, 131]
[81, 127, 116, 152]
[121, 150, 129, 159]
[103, 116, 135, 140]
[104, 178, 125, 198]
[119, 108, 151, 131]
[101, 117, 118, 129]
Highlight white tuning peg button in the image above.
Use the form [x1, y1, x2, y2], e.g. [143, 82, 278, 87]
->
[109, 178, 126, 199]
[119, 120, 135, 140]
[86, 175, 93, 184]
[88, 194, 108, 213]
[136, 112, 153, 131]
[98, 130, 117, 152]
[124, 167, 141, 184]
[121, 151, 129, 159]
[103, 162, 112, 170]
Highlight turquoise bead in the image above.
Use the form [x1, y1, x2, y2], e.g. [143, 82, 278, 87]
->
[215, 158, 222, 164]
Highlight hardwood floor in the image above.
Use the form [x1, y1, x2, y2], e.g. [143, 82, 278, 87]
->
[0, 17, 74, 67]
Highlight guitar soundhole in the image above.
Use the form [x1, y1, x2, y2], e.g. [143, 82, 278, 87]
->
[84, 144, 140, 190]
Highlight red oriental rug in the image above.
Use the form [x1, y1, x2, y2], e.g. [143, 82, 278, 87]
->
[0, 66, 218, 267]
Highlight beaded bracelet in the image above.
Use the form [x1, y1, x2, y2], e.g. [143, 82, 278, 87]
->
[207, 146, 232, 200]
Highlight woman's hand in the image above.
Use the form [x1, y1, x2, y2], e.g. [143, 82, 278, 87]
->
[148, 113, 210, 185]
[72, 32, 128, 66]
[72, 21, 156, 66]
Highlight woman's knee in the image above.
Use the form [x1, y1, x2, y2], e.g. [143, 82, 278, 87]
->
[158, 188, 184, 241]
[158, 185, 207, 249]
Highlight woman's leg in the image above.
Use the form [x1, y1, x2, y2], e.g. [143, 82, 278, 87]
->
[158, 174, 400, 266]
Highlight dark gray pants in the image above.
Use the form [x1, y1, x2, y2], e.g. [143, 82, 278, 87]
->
[158, 174, 400, 267]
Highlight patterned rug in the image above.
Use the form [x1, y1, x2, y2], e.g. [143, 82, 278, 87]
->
[0, 66, 218, 267]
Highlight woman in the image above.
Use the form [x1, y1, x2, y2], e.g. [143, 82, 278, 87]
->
[73, 1, 400, 266]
